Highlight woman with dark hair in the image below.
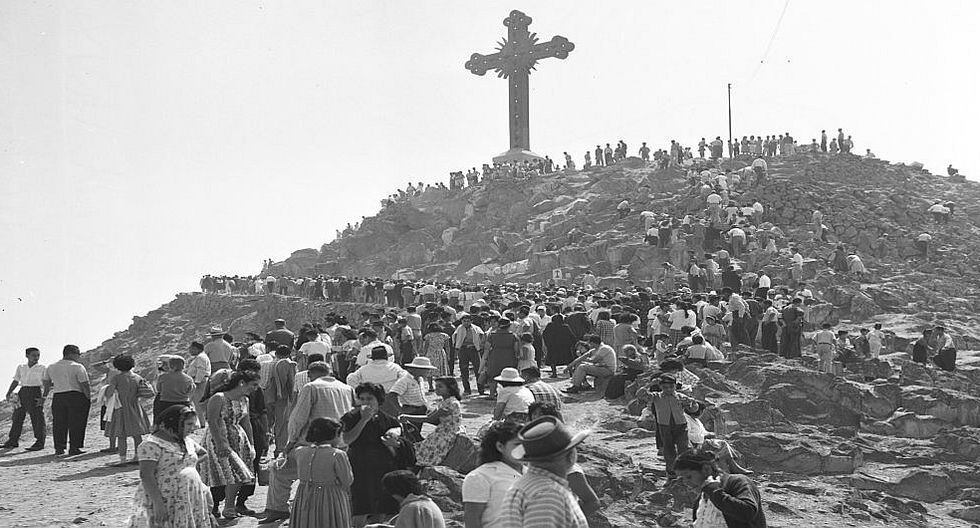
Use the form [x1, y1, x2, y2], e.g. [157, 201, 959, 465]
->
[483, 318, 521, 399]
[421, 323, 451, 382]
[127, 404, 211, 528]
[377, 470, 446, 528]
[290, 417, 353, 528]
[542, 313, 576, 378]
[400, 377, 463, 467]
[674, 451, 767, 528]
[342, 382, 416, 526]
[105, 354, 155, 466]
[462, 421, 523, 528]
[200, 370, 259, 519]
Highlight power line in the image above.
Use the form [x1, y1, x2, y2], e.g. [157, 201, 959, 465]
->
[747, 0, 791, 83]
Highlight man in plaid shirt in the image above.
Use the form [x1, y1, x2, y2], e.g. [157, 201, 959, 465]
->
[520, 366, 563, 411]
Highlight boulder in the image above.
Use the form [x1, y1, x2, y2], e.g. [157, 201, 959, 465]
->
[728, 431, 864, 475]
[851, 468, 953, 503]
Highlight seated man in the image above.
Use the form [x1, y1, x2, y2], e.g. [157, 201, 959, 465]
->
[563, 334, 617, 394]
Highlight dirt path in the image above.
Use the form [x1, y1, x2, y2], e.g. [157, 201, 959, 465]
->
[0, 376, 620, 528]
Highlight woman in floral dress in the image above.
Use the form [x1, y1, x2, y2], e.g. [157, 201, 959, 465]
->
[421, 323, 451, 382]
[399, 377, 463, 467]
[199, 371, 259, 519]
[128, 404, 212, 528]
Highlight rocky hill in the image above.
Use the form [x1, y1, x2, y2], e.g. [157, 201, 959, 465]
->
[5, 154, 980, 527]
[278, 153, 980, 337]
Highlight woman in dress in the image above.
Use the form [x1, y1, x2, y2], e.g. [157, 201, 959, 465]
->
[290, 418, 354, 528]
[104, 354, 155, 466]
[483, 318, 520, 398]
[421, 323, 451, 384]
[542, 314, 577, 378]
[199, 370, 259, 520]
[128, 404, 212, 528]
[400, 377, 463, 467]
[342, 382, 416, 527]
[674, 451, 768, 528]
[461, 421, 524, 528]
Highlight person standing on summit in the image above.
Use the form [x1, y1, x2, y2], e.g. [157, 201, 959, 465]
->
[837, 128, 845, 154]
[821, 130, 828, 152]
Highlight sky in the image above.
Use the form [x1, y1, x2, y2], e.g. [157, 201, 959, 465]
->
[1, 1, 978, 382]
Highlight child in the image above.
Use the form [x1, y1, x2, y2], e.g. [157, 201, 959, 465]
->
[289, 418, 353, 528]
[517, 333, 536, 371]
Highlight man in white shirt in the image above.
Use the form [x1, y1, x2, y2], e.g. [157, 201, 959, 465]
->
[185, 341, 212, 418]
[42, 345, 90, 456]
[355, 329, 394, 367]
[346, 346, 406, 394]
[728, 226, 747, 258]
[3, 347, 47, 450]
[298, 329, 332, 365]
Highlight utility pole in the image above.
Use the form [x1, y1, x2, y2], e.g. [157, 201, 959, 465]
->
[727, 83, 733, 159]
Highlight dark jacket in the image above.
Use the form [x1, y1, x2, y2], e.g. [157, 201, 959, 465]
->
[693, 474, 767, 528]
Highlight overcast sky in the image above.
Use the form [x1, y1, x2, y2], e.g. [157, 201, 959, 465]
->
[1, 1, 977, 381]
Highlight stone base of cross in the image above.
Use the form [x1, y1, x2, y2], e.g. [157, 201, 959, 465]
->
[492, 147, 543, 164]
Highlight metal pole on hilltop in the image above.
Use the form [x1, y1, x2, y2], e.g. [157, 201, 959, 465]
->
[727, 83, 733, 159]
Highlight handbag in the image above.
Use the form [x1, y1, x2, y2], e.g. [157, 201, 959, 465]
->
[136, 377, 156, 399]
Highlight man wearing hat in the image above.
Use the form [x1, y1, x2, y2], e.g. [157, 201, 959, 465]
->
[346, 344, 406, 416]
[265, 318, 295, 351]
[500, 416, 590, 527]
[650, 373, 700, 479]
[389, 357, 437, 416]
[203, 326, 236, 371]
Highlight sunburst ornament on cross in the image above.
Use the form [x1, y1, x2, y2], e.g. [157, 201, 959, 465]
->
[465, 10, 574, 163]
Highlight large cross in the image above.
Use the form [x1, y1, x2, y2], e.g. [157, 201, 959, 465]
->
[465, 10, 574, 163]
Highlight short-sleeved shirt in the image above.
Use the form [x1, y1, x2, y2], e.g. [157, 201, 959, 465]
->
[185, 354, 212, 384]
[500, 466, 588, 528]
[390, 375, 427, 407]
[524, 380, 563, 410]
[14, 363, 46, 387]
[497, 386, 534, 415]
[204, 339, 236, 366]
[43, 359, 89, 394]
[463, 461, 524, 528]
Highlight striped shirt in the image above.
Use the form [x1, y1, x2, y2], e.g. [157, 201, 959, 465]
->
[524, 380, 563, 410]
[501, 466, 588, 528]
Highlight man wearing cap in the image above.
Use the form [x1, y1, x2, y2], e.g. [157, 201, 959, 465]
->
[650, 373, 699, 478]
[500, 416, 590, 528]
[264, 318, 295, 352]
[204, 326, 236, 371]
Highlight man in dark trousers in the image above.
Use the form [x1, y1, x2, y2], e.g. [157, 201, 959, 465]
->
[42, 344, 91, 456]
[3, 347, 47, 450]
[649, 374, 699, 479]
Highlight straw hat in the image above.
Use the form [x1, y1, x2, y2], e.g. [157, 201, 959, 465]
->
[494, 367, 525, 383]
[403, 357, 438, 370]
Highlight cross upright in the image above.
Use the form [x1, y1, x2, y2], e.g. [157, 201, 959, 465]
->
[465, 10, 574, 163]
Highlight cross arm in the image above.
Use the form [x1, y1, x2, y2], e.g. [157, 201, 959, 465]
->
[528, 36, 575, 61]
[465, 51, 506, 76]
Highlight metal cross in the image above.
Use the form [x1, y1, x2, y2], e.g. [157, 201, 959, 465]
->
[465, 10, 574, 162]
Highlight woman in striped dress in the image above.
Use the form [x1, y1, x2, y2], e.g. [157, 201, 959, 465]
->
[200, 371, 259, 519]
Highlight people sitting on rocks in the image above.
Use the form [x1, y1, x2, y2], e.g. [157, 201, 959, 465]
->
[563, 334, 617, 395]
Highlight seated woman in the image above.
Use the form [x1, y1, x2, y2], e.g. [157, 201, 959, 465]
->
[399, 377, 463, 468]
[492, 368, 534, 423]
[684, 401, 752, 475]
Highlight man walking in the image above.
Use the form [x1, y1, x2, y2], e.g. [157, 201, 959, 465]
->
[204, 326, 236, 371]
[649, 374, 698, 479]
[3, 347, 47, 450]
[452, 314, 485, 395]
[42, 345, 91, 456]
[265, 345, 296, 456]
